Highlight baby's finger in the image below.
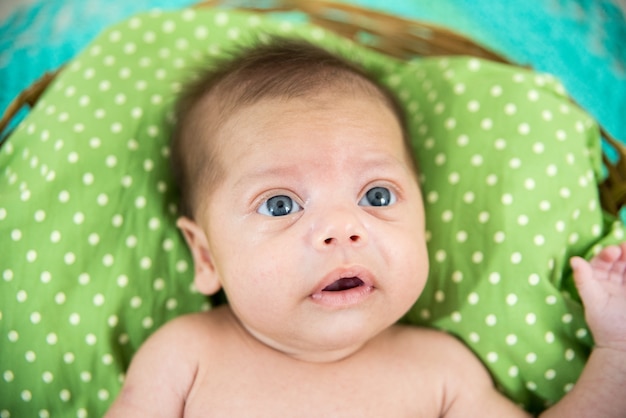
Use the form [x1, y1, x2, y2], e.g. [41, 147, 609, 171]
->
[592, 245, 622, 264]
[588, 246, 626, 284]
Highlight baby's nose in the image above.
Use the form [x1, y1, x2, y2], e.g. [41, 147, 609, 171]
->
[312, 208, 368, 250]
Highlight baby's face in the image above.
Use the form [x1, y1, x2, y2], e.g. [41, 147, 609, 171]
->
[194, 92, 428, 362]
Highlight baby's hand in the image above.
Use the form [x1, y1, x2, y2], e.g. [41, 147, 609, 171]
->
[570, 243, 626, 352]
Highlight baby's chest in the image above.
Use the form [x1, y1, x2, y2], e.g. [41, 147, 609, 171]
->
[183, 357, 444, 417]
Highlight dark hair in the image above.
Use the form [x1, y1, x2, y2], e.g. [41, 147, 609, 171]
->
[170, 37, 412, 218]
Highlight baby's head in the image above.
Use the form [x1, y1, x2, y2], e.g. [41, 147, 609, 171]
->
[171, 38, 428, 362]
[171, 37, 415, 219]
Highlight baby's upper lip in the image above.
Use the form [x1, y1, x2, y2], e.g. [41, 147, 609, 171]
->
[310, 266, 375, 296]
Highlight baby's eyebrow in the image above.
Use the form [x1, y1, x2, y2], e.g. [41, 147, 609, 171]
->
[235, 156, 406, 189]
[233, 164, 303, 190]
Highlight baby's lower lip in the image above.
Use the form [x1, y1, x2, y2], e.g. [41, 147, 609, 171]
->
[310, 283, 375, 308]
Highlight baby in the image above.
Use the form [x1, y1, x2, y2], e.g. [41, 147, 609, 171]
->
[106, 38, 626, 417]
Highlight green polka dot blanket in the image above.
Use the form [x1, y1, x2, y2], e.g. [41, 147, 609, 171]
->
[1, 7, 624, 417]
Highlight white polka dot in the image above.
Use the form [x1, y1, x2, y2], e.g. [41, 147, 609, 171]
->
[490, 85, 503, 96]
[506, 294, 518, 305]
[447, 113, 465, 130]
[163, 238, 174, 251]
[142, 317, 154, 329]
[528, 274, 540, 286]
[117, 275, 129, 287]
[60, 389, 71, 402]
[526, 313, 537, 325]
[69, 313, 81, 325]
[154, 278, 165, 290]
[526, 352, 538, 363]
[34, 210, 46, 222]
[148, 218, 161, 230]
[130, 296, 143, 308]
[42, 371, 54, 383]
[140, 257, 152, 269]
[494, 231, 506, 243]
[434, 250, 447, 262]
[504, 103, 517, 115]
[486, 174, 498, 186]
[468, 292, 479, 304]
[542, 110, 553, 120]
[509, 157, 522, 169]
[25, 351, 36, 362]
[485, 314, 497, 326]
[46, 333, 58, 345]
[11, 229, 22, 241]
[467, 100, 480, 112]
[93, 293, 105, 306]
[98, 389, 110, 401]
[111, 122, 123, 133]
[112, 214, 124, 227]
[518, 123, 531, 135]
[73, 212, 85, 224]
[506, 334, 518, 345]
[103, 254, 114, 267]
[86, 333, 97, 345]
[51, 230, 62, 243]
[463, 191, 474, 203]
[470, 154, 483, 166]
[88, 233, 100, 246]
[176, 260, 189, 273]
[21, 390, 32, 401]
[468, 59, 481, 71]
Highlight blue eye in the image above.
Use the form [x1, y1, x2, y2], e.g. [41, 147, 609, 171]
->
[359, 187, 396, 207]
[257, 195, 302, 217]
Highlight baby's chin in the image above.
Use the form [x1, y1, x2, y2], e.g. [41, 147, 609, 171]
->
[237, 310, 399, 363]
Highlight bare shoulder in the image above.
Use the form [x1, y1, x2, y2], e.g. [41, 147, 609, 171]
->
[105, 307, 233, 416]
[383, 325, 531, 418]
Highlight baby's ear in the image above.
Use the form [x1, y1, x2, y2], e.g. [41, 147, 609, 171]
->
[176, 216, 222, 296]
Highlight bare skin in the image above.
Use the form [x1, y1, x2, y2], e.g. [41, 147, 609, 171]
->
[106, 93, 626, 417]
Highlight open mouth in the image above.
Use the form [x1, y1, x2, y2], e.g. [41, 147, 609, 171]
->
[322, 277, 364, 292]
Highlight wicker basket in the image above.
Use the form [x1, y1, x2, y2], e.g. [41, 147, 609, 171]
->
[2, 0, 625, 215]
